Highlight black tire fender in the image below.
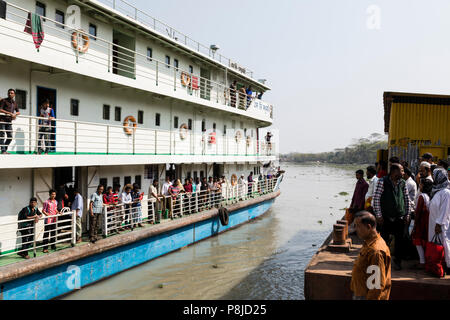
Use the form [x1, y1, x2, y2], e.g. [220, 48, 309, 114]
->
[218, 207, 229, 226]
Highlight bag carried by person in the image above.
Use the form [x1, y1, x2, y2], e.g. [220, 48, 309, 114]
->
[425, 234, 446, 278]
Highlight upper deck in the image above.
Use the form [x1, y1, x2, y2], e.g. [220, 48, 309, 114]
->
[0, 1, 274, 125]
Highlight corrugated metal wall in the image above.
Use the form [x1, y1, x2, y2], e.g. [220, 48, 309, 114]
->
[388, 102, 449, 164]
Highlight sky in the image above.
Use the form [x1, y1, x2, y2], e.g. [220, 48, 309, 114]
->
[130, 0, 450, 153]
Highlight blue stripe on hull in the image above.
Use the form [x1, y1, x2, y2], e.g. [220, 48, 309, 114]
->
[1, 199, 275, 300]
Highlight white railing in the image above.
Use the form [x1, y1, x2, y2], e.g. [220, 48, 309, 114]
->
[0, 115, 277, 157]
[0, 2, 273, 120]
[0, 176, 282, 261]
[103, 176, 282, 236]
[98, 0, 255, 79]
[0, 210, 76, 258]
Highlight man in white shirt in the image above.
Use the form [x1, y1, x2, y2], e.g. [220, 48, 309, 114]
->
[148, 180, 161, 223]
[161, 176, 172, 218]
[403, 167, 417, 210]
[365, 166, 379, 209]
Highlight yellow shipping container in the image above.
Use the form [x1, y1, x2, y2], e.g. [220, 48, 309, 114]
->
[384, 92, 450, 163]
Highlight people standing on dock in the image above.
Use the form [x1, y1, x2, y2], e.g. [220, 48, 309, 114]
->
[373, 164, 411, 270]
[0, 89, 20, 154]
[183, 178, 193, 214]
[17, 198, 42, 259]
[411, 179, 433, 269]
[349, 170, 369, 221]
[37, 99, 55, 155]
[168, 179, 183, 217]
[422, 153, 434, 165]
[428, 168, 450, 273]
[404, 167, 417, 210]
[42, 189, 60, 253]
[365, 166, 378, 213]
[416, 161, 433, 185]
[351, 211, 391, 300]
[131, 184, 143, 228]
[71, 189, 83, 243]
[89, 185, 104, 243]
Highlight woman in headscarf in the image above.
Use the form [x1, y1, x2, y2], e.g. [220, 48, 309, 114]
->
[428, 168, 450, 271]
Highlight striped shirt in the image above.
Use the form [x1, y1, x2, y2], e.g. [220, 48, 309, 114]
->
[373, 177, 411, 219]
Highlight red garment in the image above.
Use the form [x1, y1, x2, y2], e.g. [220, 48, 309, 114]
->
[377, 170, 387, 179]
[411, 195, 429, 247]
[350, 179, 369, 211]
[184, 183, 193, 193]
[103, 193, 115, 205]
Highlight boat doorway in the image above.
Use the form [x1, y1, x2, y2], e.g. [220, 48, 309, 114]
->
[53, 167, 81, 209]
[36, 86, 57, 153]
[213, 163, 223, 178]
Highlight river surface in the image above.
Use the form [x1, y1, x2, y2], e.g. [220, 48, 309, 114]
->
[64, 163, 359, 300]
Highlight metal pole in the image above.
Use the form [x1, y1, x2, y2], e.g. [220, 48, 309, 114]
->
[154, 130, 157, 155]
[156, 61, 159, 86]
[133, 130, 136, 155]
[32, 221, 37, 258]
[174, 67, 176, 91]
[71, 211, 76, 246]
[106, 125, 110, 154]
[74, 122, 77, 154]
[103, 205, 108, 237]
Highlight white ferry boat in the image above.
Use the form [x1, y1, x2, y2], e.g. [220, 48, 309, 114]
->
[0, 0, 282, 300]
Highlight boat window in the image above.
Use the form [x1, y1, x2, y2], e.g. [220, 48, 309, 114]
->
[223, 125, 227, 135]
[55, 10, 64, 29]
[135, 175, 142, 188]
[103, 105, 110, 120]
[36, 1, 46, 17]
[89, 23, 97, 40]
[174, 116, 179, 128]
[113, 177, 120, 188]
[174, 59, 179, 71]
[100, 178, 107, 188]
[155, 113, 161, 126]
[115, 106, 121, 122]
[124, 176, 131, 185]
[188, 119, 192, 130]
[15, 89, 27, 109]
[189, 65, 193, 74]
[138, 110, 144, 124]
[70, 99, 79, 116]
[147, 48, 153, 62]
[165, 55, 170, 68]
[213, 123, 216, 133]
[201, 119, 206, 132]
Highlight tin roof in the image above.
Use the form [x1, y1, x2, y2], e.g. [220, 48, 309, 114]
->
[383, 91, 450, 133]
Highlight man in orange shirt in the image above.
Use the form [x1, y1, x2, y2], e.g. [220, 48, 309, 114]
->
[351, 211, 391, 300]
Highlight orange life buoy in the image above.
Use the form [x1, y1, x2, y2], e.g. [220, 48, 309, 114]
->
[208, 132, 216, 144]
[71, 31, 90, 53]
[181, 72, 191, 87]
[123, 116, 137, 135]
[179, 123, 188, 140]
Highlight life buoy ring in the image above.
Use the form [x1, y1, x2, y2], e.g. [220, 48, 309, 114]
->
[123, 116, 137, 135]
[231, 174, 238, 186]
[181, 72, 191, 87]
[208, 132, 216, 144]
[235, 131, 242, 143]
[218, 207, 229, 226]
[71, 30, 90, 53]
[179, 123, 188, 140]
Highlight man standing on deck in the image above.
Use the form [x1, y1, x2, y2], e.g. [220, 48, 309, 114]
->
[373, 164, 411, 270]
[161, 176, 172, 218]
[0, 89, 20, 154]
[365, 166, 379, 213]
[17, 198, 42, 259]
[351, 211, 391, 300]
[71, 189, 83, 243]
[89, 185, 104, 243]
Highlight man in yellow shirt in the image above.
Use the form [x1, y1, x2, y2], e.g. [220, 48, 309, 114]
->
[351, 211, 391, 300]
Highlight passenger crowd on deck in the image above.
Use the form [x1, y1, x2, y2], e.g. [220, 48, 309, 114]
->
[349, 153, 450, 299]
[13, 168, 283, 259]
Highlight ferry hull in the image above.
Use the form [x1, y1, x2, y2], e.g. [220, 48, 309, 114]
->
[0, 193, 278, 300]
